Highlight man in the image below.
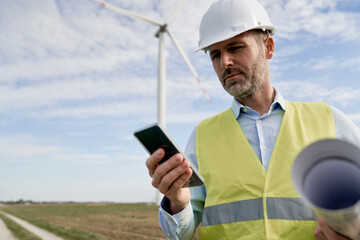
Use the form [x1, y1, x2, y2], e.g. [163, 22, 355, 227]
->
[146, 0, 360, 239]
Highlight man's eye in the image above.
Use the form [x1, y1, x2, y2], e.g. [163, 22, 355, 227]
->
[210, 52, 220, 60]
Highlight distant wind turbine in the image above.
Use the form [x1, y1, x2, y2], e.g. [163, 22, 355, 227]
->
[95, 0, 210, 205]
[95, 0, 211, 130]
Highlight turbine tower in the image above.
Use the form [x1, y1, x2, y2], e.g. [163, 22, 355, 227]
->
[95, 0, 210, 204]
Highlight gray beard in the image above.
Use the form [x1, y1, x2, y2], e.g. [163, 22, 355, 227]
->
[223, 56, 266, 99]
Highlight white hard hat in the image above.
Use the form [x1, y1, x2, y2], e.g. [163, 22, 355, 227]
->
[197, 0, 276, 51]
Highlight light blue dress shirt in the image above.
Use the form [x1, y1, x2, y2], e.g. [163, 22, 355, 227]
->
[158, 88, 360, 240]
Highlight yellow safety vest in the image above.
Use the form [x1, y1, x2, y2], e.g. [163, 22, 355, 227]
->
[196, 101, 336, 239]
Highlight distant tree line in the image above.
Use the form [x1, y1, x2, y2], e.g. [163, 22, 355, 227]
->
[0, 199, 34, 205]
[0, 199, 94, 205]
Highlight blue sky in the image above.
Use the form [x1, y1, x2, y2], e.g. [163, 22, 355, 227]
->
[1, 0, 360, 203]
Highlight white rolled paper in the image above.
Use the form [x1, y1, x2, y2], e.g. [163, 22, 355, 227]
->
[292, 139, 360, 239]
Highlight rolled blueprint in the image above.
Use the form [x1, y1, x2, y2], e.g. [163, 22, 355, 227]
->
[292, 139, 360, 239]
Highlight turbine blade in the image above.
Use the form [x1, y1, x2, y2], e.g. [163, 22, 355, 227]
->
[165, 0, 188, 25]
[166, 29, 211, 103]
[96, 0, 163, 27]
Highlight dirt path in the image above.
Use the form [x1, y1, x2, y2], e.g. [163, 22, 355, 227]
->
[0, 216, 19, 240]
[0, 211, 64, 240]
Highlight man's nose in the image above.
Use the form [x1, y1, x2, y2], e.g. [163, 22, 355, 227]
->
[220, 52, 234, 69]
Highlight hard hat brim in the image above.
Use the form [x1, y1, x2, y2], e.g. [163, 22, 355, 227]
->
[196, 26, 276, 52]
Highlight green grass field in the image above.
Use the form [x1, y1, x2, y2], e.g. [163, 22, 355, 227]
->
[1, 203, 200, 240]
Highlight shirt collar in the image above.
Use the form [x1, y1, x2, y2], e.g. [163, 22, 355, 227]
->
[231, 87, 286, 119]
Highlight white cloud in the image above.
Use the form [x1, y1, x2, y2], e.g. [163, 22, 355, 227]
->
[264, 0, 360, 43]
[310, 57, 337, 70]
[339, 57, 360, 71]
[0, 75, 157, 112]
[51, 153, 113, 165]
[33, 101, 156, 119]
[116, 153, 146, 162]
[0, 1, 81, 59]
[0, 135, 118, 166]
[272, 55, 360, 73]
[276, 80, 360, 107]
[274, 45, 306, 59]
[0, 51, 143, 83]
[0, 136, 65, 158]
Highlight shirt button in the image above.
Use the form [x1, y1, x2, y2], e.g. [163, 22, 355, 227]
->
[262, 146, 267, 150]
[243, 108, 248, 112]
[257, 119, 262, 124]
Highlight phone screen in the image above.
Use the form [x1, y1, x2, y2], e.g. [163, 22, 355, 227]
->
[134, 123, 204, 187]
[134, 125, 179, 165]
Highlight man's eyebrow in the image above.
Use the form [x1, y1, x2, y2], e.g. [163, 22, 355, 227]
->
[227, 41, 245, 47]
[209, 41, 245, 53]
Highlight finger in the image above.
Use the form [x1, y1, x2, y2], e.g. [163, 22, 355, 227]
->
[164, 170, 193, 203]
[146, 148, 165, 177]
[152, 153, 183, 188]
[169, 167, 193, 190]
[314, 228, 326, 240]
[158, 160, 192, 194]
[314, 217, 326, 240]
[318, 218, 351, 240]
[315, 232, 326, 240]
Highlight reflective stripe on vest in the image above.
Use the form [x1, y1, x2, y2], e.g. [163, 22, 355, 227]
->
[202, 198, 263, 226]
[267, 197, 315, 220]
[202, 197, 316, 226]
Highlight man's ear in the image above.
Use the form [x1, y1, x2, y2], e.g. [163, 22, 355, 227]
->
[265, 37, 274, 59]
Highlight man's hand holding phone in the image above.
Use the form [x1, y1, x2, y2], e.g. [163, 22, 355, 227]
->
[134, 123, 204, 214]
[146, 148, 192, 214]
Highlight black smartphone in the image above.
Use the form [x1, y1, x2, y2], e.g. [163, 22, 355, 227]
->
[134, 123, 204, 187]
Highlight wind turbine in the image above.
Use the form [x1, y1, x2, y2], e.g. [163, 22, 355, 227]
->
[95, 0, 210, 204]
[95, 0, 210, 129]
